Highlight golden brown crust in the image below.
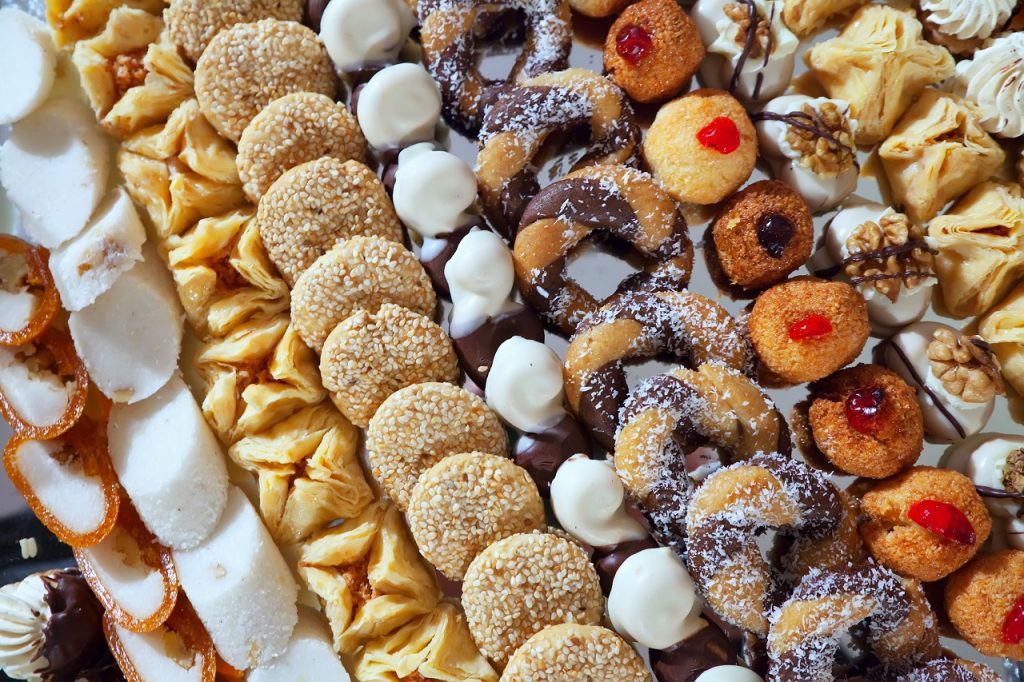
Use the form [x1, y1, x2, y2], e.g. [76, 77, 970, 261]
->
[945, 549, 1024, 660]
[164, 0, 305, 63]
[501, 624, 651, 681]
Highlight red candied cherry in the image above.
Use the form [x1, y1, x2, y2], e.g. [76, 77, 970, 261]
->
[697, 117, 741, 154]
[908, 499, 976, 546]
[1003, 596, 1024, 644]
[788, 313, 833, 342]
[616, 24, 653, 65]
[845, 386, 886, 434]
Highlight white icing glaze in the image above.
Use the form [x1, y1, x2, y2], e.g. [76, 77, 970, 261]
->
[319, 0, 414, 72]
[445, 230, 518, 338]
[486, 336, 567, 433]
[756, 95, 858, 213]
[920, 0, 1014, 42]
[883, 321, 995, 441]
[550, 455, 648, 547]
[947, 435, 1024, 518]
[608, 547, 705, 650]
[694, 666, 764, 682]
[0, 573, 49, 682]
[356, 63, 441, 151]
[953, 32, 1024, 138]
[392, 143, 478, 239]
[692, 0, 798, 103]
[824, 203, 934, 329]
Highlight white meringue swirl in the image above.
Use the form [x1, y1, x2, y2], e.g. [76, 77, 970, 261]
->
[920, 0, 1014, 42]
[0, 574, 50, 682]
[954, 32, 1024, 138]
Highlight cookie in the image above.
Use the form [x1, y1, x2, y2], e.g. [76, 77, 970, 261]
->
[502, 623, 650, 681]
[945, 549, 1024, 660]
[165, 0, 305, 63]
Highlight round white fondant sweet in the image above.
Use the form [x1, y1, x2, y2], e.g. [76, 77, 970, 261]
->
[357, 63, 441, 151]
[486, 337, 566, 433]
[319, 0, 414, 72]
[550, 455, 647, 547]
[445, 230, 518, 338]
[0, 9, 57, 125]
[392, 143, 478, 239]
[695, 665, 764, 682]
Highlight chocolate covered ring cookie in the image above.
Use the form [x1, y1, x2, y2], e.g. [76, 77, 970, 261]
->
[563, 290, 752, 450]
[419, 0, 572, 133]
[515, 164, 693, 335]
[477, 68, 641, 238]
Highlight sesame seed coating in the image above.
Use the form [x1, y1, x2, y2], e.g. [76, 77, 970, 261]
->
[367, 383, 508, 511]
[195, 19, 336, 142]
[292, 236, 437, 352]
[408, 453, 546, 581]
[257, 157, 402, 286]
[501, 623, 651, 682]
[320, 304, 459, 427]
[165, 0, 305, 63]
[238, 92, 367, 202]
[462, 533, 604, 668]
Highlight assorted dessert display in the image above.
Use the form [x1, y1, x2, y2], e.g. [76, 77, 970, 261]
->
[3, 0, 1024, 680]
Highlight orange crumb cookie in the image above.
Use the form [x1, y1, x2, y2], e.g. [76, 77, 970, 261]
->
[808, 363, 924, 478]
[604, 0, 705, 104]
[945, 549, 1024, 660]
[165, 0, 305, 63]
[859, 467, 992, 582]
[366, 383, 508, 512]
[711, 180, 814, 290]
[502, 624, 650, 682]
[462, 533, 603, 668]
[408, 453, 546, 581]
[643, 89, 757, 205]
[748, 277, 869, 384]
[319, 304, 459, 428]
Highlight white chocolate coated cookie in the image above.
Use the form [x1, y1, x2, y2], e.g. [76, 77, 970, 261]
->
[357, 63, 441, 151]
[486, 337, 567, 433]
[550, 455, 647, 548]
[445, 230, 518, 338]
[320, 0, 414, 72]
[393, 143, 478, 239]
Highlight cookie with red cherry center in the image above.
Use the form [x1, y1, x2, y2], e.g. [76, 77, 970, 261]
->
[859, 466, 992, 582]
[808, 363, 924, 479]
[946, 549, 1024, 660]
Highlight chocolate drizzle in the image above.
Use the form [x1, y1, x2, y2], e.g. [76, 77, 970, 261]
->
[752, 110, 857, 162]
[975, 484, 1024, 500]
[880, 338, 966, 440]
[729, 0, 776, 100]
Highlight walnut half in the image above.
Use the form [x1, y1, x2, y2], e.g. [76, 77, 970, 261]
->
[1004, 449, 1024, 496]
[844, 212, 934, 303]
[927, 328, 1005, 403]
[785, 101, 856, 177]
[724, 2, 772, 60]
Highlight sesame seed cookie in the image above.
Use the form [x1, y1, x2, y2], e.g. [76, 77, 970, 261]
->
[292, 236, 436, 352]
[462, 532, 604, 668]
[408, 453, 546, 581]
[502, 624, 650, 682]
[366, 383, 508, 511]
[194, 19, 336, 142]
[320, 304, 459, 428]
[238, 92, 366, 202]
[165, 0, 305, 63]
[257, 157, 402, 286]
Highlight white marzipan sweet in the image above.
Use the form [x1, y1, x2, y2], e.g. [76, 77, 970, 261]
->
[108, 620, 210, 682]
[0, 345, 72, 430]
[445, 230, 519, 338]
[953, 33, 1024, 138]
[319, 0, 414, 72]
[357, 63, 441, 151]
[393, 143, 478, 239]
[248, 610, 351, 682]
[550, 455, 647, 548]
[0, 9, 57, 126]
[486, 336, 567, 433]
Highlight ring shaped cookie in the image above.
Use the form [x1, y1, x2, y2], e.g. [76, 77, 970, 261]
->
[477, 68, 641, 239]
[515, 164, 693, 335]
[563, 290, 751, 451]
[419, 0, 572, 133]
[685, 452, 845, 637]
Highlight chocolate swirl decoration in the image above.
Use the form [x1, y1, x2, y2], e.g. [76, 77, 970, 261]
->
[876, 337, 966, 440]
[730, 0, 776, 101]
[419, 0, 573, 134]
[515, 164, 693, 336]
[842, 240, 936, 287]
[751, 109, 858, 166]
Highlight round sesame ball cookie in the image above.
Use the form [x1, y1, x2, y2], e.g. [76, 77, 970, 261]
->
[320, 303, 459, 428]
[292, 236, 436, 353]
[748, 277, 869, 385]
[711, 180, 814, 291]
[195, 19, 336, 142]
[367, 383, 508, 512]
[238, 92, 366, 202]
[604, 0, 704, 104]
[945, 549, 1024, 660]
[643, 89, 757, 205]
[859, 467, 992, 582]
[165, 0, 305, 63]
[408, 453, 546, 580]
[501, 624, 650, 682]
[463, 533, 604, 668]
[257, 157, 402, 287]
[808, 363, 924, 478]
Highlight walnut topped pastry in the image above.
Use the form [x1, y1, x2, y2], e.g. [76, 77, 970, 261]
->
[948, 434, 1024, 549]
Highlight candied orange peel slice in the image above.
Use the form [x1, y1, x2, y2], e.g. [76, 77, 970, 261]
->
[0, 235, 59, 347]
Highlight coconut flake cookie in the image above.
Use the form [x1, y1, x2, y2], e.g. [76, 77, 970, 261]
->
[945, 549, 1024, 660]
[165, 0, 305, 63]
[257, 157, 402, 287]
[463, 533, 604, 668]
[502, 624, 650, 682]
[320, 304, 459, 428]
[408, 453, 545, 580]
[291, 236, 436, 352]
[194, 19, 336, 142]
[237, 92, 366, 202]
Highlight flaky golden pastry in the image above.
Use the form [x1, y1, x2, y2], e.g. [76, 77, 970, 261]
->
[929, 180, 1024, 318]
[782, 0, 867, 36]
[299, 503, 440, 655]
[805, 5, 954, 145]
[880, 90, 1005, 224]
[355, 602, 498, 682]
[46, 0, 164, 46]
[979, 281, 1024, 395]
